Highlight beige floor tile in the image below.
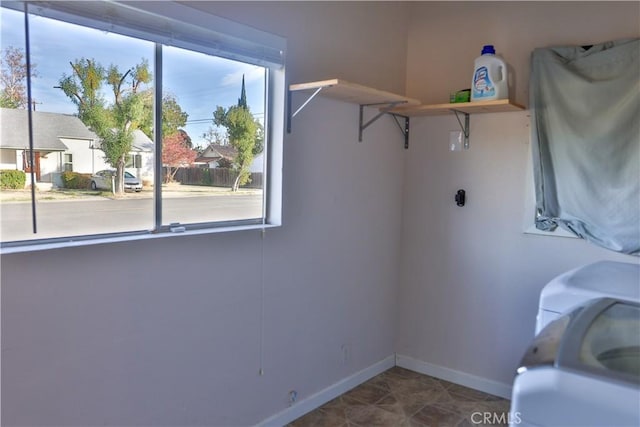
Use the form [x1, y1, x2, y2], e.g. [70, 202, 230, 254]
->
[446, 383, 493, 402]
[410, 404, 463, 427]
[288, 368, 510, 427]
[345, 404, 406, 426]
[343, 382, 391, 405]
[288, 408, 346, 427]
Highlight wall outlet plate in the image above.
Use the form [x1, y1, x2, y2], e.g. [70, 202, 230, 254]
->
[449, 130, 463, 151]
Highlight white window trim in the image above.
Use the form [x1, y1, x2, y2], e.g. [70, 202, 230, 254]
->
[63, 153, 73, 172]
[1, 1, 286, 252]
[1, 223, 279, 255]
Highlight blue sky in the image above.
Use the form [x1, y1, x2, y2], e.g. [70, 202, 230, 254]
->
[0, 7, 265, 148]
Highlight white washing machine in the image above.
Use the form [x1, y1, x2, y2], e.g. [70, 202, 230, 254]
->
[510, 261, 640, 427]
[536, 261, 640, 334]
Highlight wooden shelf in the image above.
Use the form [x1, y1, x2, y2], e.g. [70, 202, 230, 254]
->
[287, 78, 525, 150]
[389, 99, 525, 117]
[289, 79, 420, 107]
[288, 79, 419, 148]
[388, 99, 525, 150]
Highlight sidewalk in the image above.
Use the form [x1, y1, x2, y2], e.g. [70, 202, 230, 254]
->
[0, 183, 262, 203]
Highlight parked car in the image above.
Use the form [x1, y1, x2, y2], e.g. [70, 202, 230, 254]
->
[90, 170, 143, 192]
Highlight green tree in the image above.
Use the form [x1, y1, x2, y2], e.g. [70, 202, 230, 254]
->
[212, 75, 263, 191]
[139, 90, 188, 141]
[213, 105, 257, 191]
[57, 58, 152, 195]
[0, 46, 38, 109]
[57, 58, 106, 120]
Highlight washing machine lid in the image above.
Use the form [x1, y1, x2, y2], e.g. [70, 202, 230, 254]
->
[540, 261, 640, 314]
[518, 298, 640, 387]
[559, 298, 640, 386]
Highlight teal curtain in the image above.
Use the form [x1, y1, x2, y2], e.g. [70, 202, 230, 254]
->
[530, 39, 639, 255]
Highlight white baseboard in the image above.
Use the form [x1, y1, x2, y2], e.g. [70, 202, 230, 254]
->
[396, 354, 513, 400]
[257, 355, 395, 427]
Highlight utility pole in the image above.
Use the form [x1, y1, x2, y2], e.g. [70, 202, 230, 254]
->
[29, 99, 42, 111]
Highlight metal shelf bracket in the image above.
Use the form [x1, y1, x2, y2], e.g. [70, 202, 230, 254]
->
[359, 101, 410, 149]
[452, 110, 470, 149]
[391, 113, 410, 149]
[287, 86, 326, 134]
[287, 89, 411, 149]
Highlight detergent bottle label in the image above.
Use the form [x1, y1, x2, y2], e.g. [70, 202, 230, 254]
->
[472, 66, 495, 99]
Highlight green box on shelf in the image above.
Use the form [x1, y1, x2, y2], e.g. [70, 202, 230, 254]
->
[451, 89, 470, 103]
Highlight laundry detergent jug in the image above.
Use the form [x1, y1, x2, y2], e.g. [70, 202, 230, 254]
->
[470, 45, 508, 101]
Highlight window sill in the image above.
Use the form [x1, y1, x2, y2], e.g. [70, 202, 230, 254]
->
[523, 225, 578, 239]
[0, 223, 280, 255]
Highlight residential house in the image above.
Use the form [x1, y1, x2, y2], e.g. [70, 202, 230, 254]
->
[196, 143, 264, 172]
[194, 143, 237, 168]
[0, 108, 98, 186]
[1, 2, 638, 427]
[0, 108, 154, 187]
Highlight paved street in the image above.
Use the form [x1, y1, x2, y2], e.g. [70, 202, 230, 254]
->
[0, 193, 263, 242]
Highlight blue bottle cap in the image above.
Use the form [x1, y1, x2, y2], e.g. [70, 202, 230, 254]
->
[481, 45, 495, 55]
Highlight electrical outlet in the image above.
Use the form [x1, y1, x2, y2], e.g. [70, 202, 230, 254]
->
[449, 130, 463, 151]
[288, 390, 298, 405]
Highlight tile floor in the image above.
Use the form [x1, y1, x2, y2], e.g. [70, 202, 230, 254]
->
[287, 367, 511, 427]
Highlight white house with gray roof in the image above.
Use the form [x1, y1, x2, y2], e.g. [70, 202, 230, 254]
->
[0, 108, 154, 187]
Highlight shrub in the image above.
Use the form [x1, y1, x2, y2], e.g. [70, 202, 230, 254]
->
[201, 168, 212, 185]
[0, 170, 26, 189]
[61, 171, 92, 189]
[217, 157, 233, 169]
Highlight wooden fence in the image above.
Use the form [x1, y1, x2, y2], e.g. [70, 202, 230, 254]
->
[166, 167, 263, 189]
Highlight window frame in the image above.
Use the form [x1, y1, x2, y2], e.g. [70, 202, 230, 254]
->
[62, 153, 73, 172]
[0, 1, 286, 252]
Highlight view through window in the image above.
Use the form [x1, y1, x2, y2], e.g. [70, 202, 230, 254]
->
[0, 4, 274, 246]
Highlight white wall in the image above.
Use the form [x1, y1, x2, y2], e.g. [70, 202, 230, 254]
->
[0, 149, 17, 170]
[61, 138, 109, 175]
[35, 151, 58, 184]
[405, 1, 640, 106]
[397, 1, 640, 391]
[0, 2, 409, 426]
[196, 1, 409, 95]
[3, 2, 639, 425]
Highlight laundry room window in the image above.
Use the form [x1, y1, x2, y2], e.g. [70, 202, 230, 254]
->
[528, 40, 639, 255]
[0, 1, 285, 252]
